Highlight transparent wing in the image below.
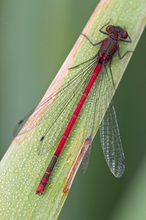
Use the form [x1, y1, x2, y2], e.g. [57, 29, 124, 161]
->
[81, 64, 125, 177]
[13, 59, 96, 137]
[81, 66, 116, 173]
[99, 101, 125, 177]
[14, 58, 99, 155]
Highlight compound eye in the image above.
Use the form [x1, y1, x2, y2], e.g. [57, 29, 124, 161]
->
[121, 30, 128, 39]
[106, 25, 112, 33]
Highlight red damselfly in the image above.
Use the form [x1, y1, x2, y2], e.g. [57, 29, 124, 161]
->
[14, 23, 132, 194]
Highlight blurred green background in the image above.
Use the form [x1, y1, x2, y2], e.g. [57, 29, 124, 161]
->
[0, 1, 146, 220]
